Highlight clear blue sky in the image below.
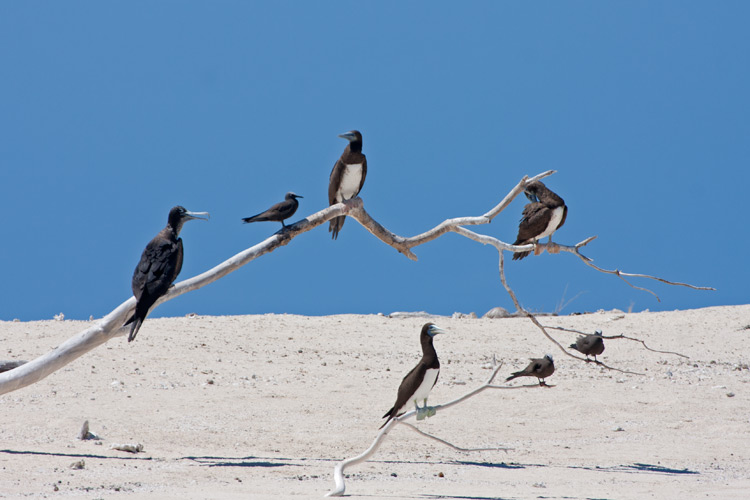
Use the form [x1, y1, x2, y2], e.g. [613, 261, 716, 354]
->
[1, 2, 747, 321]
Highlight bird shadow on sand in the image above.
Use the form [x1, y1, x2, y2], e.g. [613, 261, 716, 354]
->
[0, 448, 151, 461]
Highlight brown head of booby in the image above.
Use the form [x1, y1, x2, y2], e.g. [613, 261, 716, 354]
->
[512, 180, 568, 260]
[380, 323, 446, 429]
[124, 206, 209, 342]
[328, 130, 367, 240]
[570, 330, 605, 361]
[505, 354, 555, 386]
[241, 192, 303, 229]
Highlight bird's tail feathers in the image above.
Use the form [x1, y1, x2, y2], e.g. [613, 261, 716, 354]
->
[329, 216, 345, 240]
[127, 317, 143, 342]
[512, 251, 531, 261]
[569, 343, 579, 350]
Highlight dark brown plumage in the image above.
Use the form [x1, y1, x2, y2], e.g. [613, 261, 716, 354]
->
[512, 181, 567, 260]
[242, 192, 302, 228]
[506, 354, 555, 385]
[328, 130, 367, 240]
[124, 206, 209, 342]
[570, 331, 605, 361]
[380, 323, 446, 429]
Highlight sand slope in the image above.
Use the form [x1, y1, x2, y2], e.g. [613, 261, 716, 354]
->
[1, 305, 749, 499]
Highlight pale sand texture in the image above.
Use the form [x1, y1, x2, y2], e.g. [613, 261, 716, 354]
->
[1, 305, 749, 499]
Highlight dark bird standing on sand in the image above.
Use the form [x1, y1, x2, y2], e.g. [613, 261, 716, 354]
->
[124, 206, 209, 342]
[570, 331, 605, 361]
[512, 181, 567, 260]
[242, 192, 302, 229]
[381, 323, 447, 429]
[506, 354, 555, 385]
[328, 130, 367, 240]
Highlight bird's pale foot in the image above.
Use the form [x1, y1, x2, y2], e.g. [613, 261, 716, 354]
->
[416, 407, 427, 421]
[425, 406, 436, 418]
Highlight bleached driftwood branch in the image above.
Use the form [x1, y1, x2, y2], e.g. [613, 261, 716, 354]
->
[543, 325, 690, 359]
[325, 360, 547, 497]
[0, 170, 710, 396]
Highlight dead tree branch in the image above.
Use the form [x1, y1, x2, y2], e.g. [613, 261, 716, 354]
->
[326, 360, 546, 497]
[544, 325, 690, 359]
[0, 170, 709, 396]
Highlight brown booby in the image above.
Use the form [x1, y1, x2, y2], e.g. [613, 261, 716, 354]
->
[328, 130, 367, 240]
[124, 206, 209, 342]
[512, 181, 567, 260]
[380, 323, 446, 429]
[506, 354, 555, 385]
[570, 331, 605, 361]
[241, 192, 302, 229]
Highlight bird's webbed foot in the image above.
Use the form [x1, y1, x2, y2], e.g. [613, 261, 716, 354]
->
[425, 406, 437, 418]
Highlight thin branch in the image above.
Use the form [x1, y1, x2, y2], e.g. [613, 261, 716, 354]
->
[544, 326, 690, 359]
[398, 421, 512, 453]
[326, 361, 548, 497]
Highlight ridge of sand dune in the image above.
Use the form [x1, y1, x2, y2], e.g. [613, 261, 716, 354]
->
[1, 305, 748, 498]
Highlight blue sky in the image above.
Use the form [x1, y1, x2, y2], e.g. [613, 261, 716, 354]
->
[1, 2, 747, 321]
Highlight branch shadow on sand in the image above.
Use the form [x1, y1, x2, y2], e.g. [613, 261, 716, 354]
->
[455, 459, 697, 476]
[0, 448, 152, 461]
[181, 455, 307, 468]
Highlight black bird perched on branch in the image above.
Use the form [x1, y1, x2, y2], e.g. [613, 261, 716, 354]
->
[241, 192, 302, 229]
[124, 206, 209, 342]
[380, 323, 446, 429]
[506, 354, 555, 385]
[512, 180, 567, 260]
[570, 331, 605, 361]
[328, 130, 367, 240]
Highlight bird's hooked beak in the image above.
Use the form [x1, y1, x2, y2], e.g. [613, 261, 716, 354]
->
[524, 190, 539, 203]
[428, 325, 447, 337]
[338, 131, 357, 142]
[184, 210, 210, 222]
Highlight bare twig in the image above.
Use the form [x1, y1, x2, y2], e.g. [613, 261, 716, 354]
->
[326, 360, 548, 497]
[544, 326, 690, 359]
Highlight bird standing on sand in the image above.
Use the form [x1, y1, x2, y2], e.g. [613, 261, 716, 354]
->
[381, 323, 447, 429]
[512, 180, 567, 260]
[241, 192, 302, 229]
[328, 130, 367, 240]
[506, 354, 555, 385]
[124, 206, 209, 342]
[570, 331, 605, 361]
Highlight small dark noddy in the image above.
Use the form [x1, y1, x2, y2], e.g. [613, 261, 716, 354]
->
[570, 331, 605, 361]
[241, 192, 302, 228]
[328, 130, 367, 240]
[380, 323, 446, 429]
[512, 181, 567, 260]
[506, 354, 555, 385]
[124, 206, 209, 342]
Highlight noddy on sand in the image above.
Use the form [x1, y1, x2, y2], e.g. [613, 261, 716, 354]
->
[570, 331, 605, 361]
[506, 354, 555, 386]
[242, 192, 302, 229]
[512, 180, 567, 260]
[381, 323, 447, 429]
[328, 130, 367, 240]
[124, 206, 209, 342]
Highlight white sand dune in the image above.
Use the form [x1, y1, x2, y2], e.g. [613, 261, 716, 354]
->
[1, 305, 749, 499]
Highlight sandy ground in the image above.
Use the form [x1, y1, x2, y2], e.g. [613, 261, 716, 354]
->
[1, 305, 749, 499]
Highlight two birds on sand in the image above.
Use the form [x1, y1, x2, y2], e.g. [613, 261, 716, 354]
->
[380, 327, 606, 429]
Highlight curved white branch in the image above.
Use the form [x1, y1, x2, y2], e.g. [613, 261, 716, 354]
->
[325, 361, 549, 497]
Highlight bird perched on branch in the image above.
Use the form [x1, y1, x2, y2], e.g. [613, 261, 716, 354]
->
[241, 192, 302, 229]
[506, 354, 555, 385]
[512, 180, 567, 260]
[124, 206, 209, 342]
[328, 130, 367, 239]
[570, 331, 605, 361]
[381, 323, 446, 429]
